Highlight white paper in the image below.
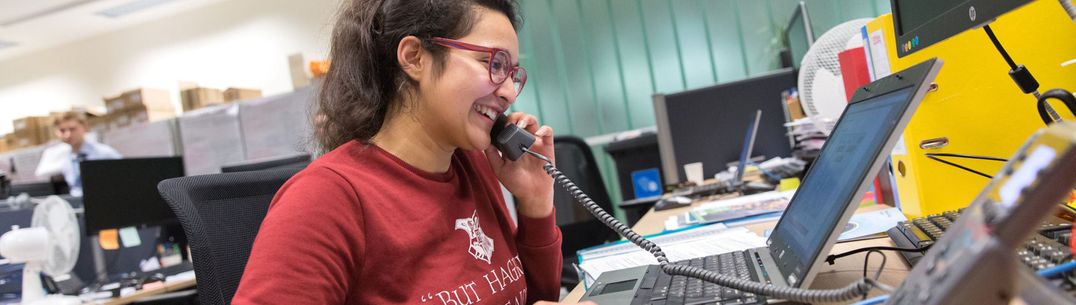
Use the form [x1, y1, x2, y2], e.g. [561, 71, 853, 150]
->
[867, 29, 892, 79]
[837, 207, 908, 241]
[6, 146, 47, 183]
[577, 226, 765, 288]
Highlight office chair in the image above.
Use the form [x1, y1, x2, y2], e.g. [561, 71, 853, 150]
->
[550, 136, 619, 288]
[220, 154, 311, 173]
[9, 181, 58, 197]
[157, 166, 301, 305]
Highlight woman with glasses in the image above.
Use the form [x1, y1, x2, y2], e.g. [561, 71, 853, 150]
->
[233, 1, 574, 304]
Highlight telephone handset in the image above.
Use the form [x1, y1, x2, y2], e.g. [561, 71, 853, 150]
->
[488, 113, 876, 303]
[490, 114, 536, 161]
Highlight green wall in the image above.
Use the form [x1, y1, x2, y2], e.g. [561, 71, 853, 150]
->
[512, 0, 892, 215]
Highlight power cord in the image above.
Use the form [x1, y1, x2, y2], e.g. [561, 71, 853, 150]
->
[862, 250, 893, 297]
[523, 148, 878, 303]
[826, 245, 931, 266]
[924, 152, 1007, 179]
[1038, 260, 1076, 278]
[983, 24, 1076, 124]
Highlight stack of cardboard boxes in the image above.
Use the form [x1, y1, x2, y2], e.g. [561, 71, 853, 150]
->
[0, 133, 16, 153]
[11, 116, 54, 150]
[181, 86, 261, 112]
[102, 88, 176, 131]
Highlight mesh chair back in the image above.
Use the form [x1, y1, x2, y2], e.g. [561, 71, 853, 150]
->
[551, 136, 618, 254]
[157, 166, 300, 305]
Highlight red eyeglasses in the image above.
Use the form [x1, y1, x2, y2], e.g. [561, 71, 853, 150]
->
[429, 37, 527, 97]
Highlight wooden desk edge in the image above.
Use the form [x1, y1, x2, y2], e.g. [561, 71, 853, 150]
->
[87, 277, 197, 305]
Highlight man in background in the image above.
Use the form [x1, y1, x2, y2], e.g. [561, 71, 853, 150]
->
[54, 112, 121, 196]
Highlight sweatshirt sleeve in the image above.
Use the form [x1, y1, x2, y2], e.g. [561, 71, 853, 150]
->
[516, 211, 562, 303]
[232, 166, 366, 305]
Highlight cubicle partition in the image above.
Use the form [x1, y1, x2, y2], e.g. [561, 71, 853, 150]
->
[179, 104, 246, 176]
[103, 119, 182, 158]
[239, 86, 316, 160]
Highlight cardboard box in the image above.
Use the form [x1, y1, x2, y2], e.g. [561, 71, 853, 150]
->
[105, 88, 174, 114]
[13, 116, 49, 134]
[104, 95, 126, 113]
[12, 116, 52, 148]
[0, 134, 10, 153]
[223, 87, 262, 102]
[125, 104, 176, 127]
[181, 87, 225, 112]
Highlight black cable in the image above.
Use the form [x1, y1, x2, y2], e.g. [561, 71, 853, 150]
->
[925, 153, 1076, 192]
[862, 250, 889, 300]
[924, 153, 1007, 163]
[983, 25, 1017, 70]
[926, 154, 994, 179]
[826, 245, 930, 265]
[524, 148, 877, 303]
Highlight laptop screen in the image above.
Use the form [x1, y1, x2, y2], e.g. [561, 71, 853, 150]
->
[768, 86, 916, 285]
[735, 110, 762, 184]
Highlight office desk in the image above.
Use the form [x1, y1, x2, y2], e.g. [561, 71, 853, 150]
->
[562, 202, 907, 304]
[83, 277, 196, 305]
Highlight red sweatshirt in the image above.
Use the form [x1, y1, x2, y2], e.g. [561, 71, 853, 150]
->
[233, 141, 563, 304]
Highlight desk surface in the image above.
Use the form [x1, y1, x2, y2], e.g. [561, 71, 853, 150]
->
[562, 201, 905, 304]
[83, 277, 196, 305]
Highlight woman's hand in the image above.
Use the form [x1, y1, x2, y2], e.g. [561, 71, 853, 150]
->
[484, 112, 555, 219]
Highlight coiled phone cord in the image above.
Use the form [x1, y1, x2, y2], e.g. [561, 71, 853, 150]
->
[523, 148, 877, 303]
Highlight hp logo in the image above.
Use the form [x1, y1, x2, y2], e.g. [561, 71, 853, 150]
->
[969, 6, 977, 21]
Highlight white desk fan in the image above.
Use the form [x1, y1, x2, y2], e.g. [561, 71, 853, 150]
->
[797, 18, 872, 135]
[0, 196, 81, 305]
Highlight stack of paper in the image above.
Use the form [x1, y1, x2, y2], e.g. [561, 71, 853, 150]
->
[575, 225, 766, 288]
[665, 190, 795, 231]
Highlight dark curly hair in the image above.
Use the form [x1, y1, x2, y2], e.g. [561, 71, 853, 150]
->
[316, 0, 521, 151]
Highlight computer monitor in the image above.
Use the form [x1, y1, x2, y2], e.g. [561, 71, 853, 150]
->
[80, 157, 185, 234]
[891, 0, 1033, 57]
[654, 69, 796, 185]
[733, 110, 762, 185]
[785, 1, 815, 69]
[221, 154, 311, 173]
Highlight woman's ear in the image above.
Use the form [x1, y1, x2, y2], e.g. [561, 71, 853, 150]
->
[397, 36, 427, 81]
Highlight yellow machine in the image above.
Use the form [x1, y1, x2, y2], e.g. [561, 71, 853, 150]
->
[863, 1, 1076, 217]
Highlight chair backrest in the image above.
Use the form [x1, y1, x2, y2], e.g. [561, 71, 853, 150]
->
[551, 136, 618, 255]
[157, 166, 300, 305]
[220, 154, 311, 173]
[9, 181, 57, 197]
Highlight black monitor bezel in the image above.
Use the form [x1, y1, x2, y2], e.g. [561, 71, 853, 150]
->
[81, 157, 185, 235]
[891, 0, 1032, 58]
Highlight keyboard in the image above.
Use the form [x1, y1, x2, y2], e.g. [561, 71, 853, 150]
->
[887, 209, 1075, 294]
[640, 251, 766, 305]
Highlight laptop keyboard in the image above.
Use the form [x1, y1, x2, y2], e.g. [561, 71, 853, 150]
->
[646, 251, 765, 305]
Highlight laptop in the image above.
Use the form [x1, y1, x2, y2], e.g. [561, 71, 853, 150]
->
[580, 58, 943, 305]
[732, 110, 762, 189]
[669, 111, 762, 198]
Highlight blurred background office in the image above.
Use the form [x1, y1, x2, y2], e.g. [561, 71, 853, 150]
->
[12, 0, 1065, 303]
[1, 0, 892, 207]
